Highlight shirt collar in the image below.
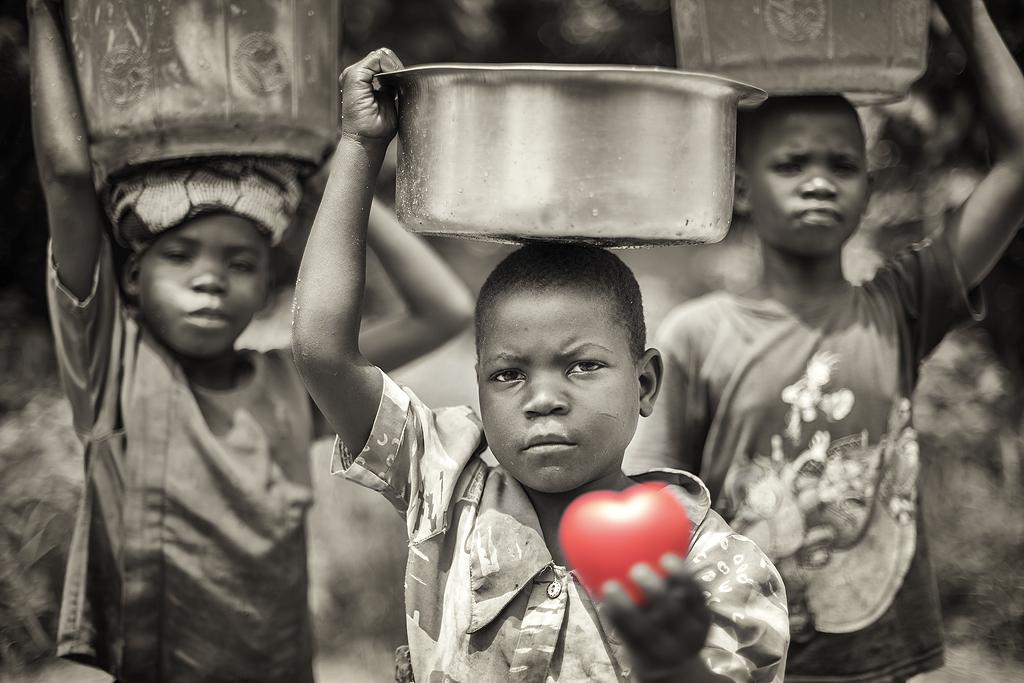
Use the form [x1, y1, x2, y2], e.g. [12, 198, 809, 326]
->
[467, 467, 552, 633]
[628, 467, 712, 543]
[466, 466, 712, 633]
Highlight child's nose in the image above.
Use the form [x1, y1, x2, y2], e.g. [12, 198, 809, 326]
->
[191, 270, 228, 294]
[800, 176, 838, 200]
[523, 381, 569, 417]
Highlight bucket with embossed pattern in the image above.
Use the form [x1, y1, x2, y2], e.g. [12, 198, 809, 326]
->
[65, 0, 339, 180]
[672, 0, 929, 103]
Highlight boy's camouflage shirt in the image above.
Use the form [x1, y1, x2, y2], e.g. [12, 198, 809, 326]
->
[333, 372, 790, 682]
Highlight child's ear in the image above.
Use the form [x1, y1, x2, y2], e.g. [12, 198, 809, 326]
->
[121, 253, 142, 300]
[637, 348, 663, 418]
[734, 168, 752, 218]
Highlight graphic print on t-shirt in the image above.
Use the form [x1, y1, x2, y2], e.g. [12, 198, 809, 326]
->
[720, 352, 918, 638]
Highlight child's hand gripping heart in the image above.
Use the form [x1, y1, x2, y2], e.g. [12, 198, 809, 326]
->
[558, 482, 693, 603]
[560, 483, 724, 682]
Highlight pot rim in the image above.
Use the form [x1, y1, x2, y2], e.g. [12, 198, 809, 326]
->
[377, 62, 766, 108]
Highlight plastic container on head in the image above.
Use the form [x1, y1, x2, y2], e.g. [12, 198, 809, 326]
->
[66, 0, 340, 182]
[672, 0, 929, 104]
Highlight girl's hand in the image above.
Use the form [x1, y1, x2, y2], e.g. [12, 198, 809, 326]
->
[603, 554, 723, 682]
[340, 47, 404, 144]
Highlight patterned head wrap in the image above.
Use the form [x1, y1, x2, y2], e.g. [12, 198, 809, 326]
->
[106, 157, 304, 252]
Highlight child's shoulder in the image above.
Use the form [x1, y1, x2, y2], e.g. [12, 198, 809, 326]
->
[632, 468, 712, 531]
[633, 468, 781, 581]
[656, 291, 739, 346]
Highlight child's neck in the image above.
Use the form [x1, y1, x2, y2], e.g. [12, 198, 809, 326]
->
[753, 245, 850, 310]
[526, 468, 635, 567]
[179, 351, 250, 391]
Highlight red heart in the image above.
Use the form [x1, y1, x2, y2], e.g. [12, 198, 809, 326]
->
[559, 482, 692, 604]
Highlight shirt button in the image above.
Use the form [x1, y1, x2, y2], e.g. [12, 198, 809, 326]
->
[546, 580, 562, 599]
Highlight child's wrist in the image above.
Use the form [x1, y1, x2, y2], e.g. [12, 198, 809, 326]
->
[27, 0, 61, 17]
[339, 129, 392, 152]
[334, 132, 390, 176]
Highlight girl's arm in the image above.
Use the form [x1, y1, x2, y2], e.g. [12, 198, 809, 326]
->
[935, 0, 1024, 287]
[292, 48, 403, 452]
[360, 201, 473, 372]
[28, 0, 106, 299]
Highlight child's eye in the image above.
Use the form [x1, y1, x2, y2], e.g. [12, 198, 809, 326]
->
[230, 260, 256, 273]
[161, 250, 190, 263]
[832, 159, 861, 175]
[772, 160, 803, 174]
[567, 361, 605, 375]
[490, 369, 525, 383]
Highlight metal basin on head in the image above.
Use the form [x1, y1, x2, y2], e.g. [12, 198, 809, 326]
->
[378, 64, 765, 247]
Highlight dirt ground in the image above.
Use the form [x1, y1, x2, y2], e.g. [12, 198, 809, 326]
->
[11, 641, 1024, 683]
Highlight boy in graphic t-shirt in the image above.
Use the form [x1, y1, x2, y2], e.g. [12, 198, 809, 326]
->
[626, 1, 1024, 681]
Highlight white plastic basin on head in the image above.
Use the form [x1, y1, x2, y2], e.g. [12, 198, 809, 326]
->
[673, 0, 929, 104]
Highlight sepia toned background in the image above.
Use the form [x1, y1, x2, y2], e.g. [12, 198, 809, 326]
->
[1, 1, 1022, 680]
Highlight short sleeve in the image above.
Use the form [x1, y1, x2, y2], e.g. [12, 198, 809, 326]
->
[330, 371, 486, 543]
[868, 237, 984, 367]
[624, 308, 709, 476]
[46, 236, 123, 437]
[689, 512, 789, 683]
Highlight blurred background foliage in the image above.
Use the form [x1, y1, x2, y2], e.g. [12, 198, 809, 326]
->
[1, 0, 1022, 679]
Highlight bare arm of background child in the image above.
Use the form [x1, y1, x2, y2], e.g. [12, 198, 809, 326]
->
[360, 201, 473, 372]
[27, 0, 106, 299]
[935, 0, 1024, 287]
[292, 48, 404, 453]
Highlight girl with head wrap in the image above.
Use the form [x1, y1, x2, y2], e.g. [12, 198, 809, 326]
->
[28, 2, 473, 680]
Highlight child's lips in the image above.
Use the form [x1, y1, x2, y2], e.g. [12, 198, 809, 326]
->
[186, 307, 231, 328]
[797, 207, 842, 225]
[522, 433, 578, 455]
[522, 442, 579, 457]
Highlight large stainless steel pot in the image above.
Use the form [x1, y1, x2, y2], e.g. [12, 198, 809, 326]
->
[377, 64, 764, 246]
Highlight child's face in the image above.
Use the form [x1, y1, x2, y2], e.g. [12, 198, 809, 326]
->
[128, 213, 271, 359]
[740, 106, 870, 258]
[476, 287, 660, 494]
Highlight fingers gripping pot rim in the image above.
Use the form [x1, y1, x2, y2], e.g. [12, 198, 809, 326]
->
[376, 64, 765, 247]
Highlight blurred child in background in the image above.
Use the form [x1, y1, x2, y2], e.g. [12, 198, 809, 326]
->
[626, 1, 1024, 681]
[292, 47, 790, 683]
[27, 0, 473, 679]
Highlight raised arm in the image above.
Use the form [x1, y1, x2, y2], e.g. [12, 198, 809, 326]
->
[360, 201, 473, 372]
[292, 48, 403, 452]
[936, 0, 1024, 287]
[28, 0, 106, 299]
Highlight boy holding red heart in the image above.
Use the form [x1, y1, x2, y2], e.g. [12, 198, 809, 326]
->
[293, 49, 789, 682]
[626, 1, 1024, 681]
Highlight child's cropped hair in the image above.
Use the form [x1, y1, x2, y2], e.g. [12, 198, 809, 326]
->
[475, 243, 647, 359]
[737, 94, 864, 161]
